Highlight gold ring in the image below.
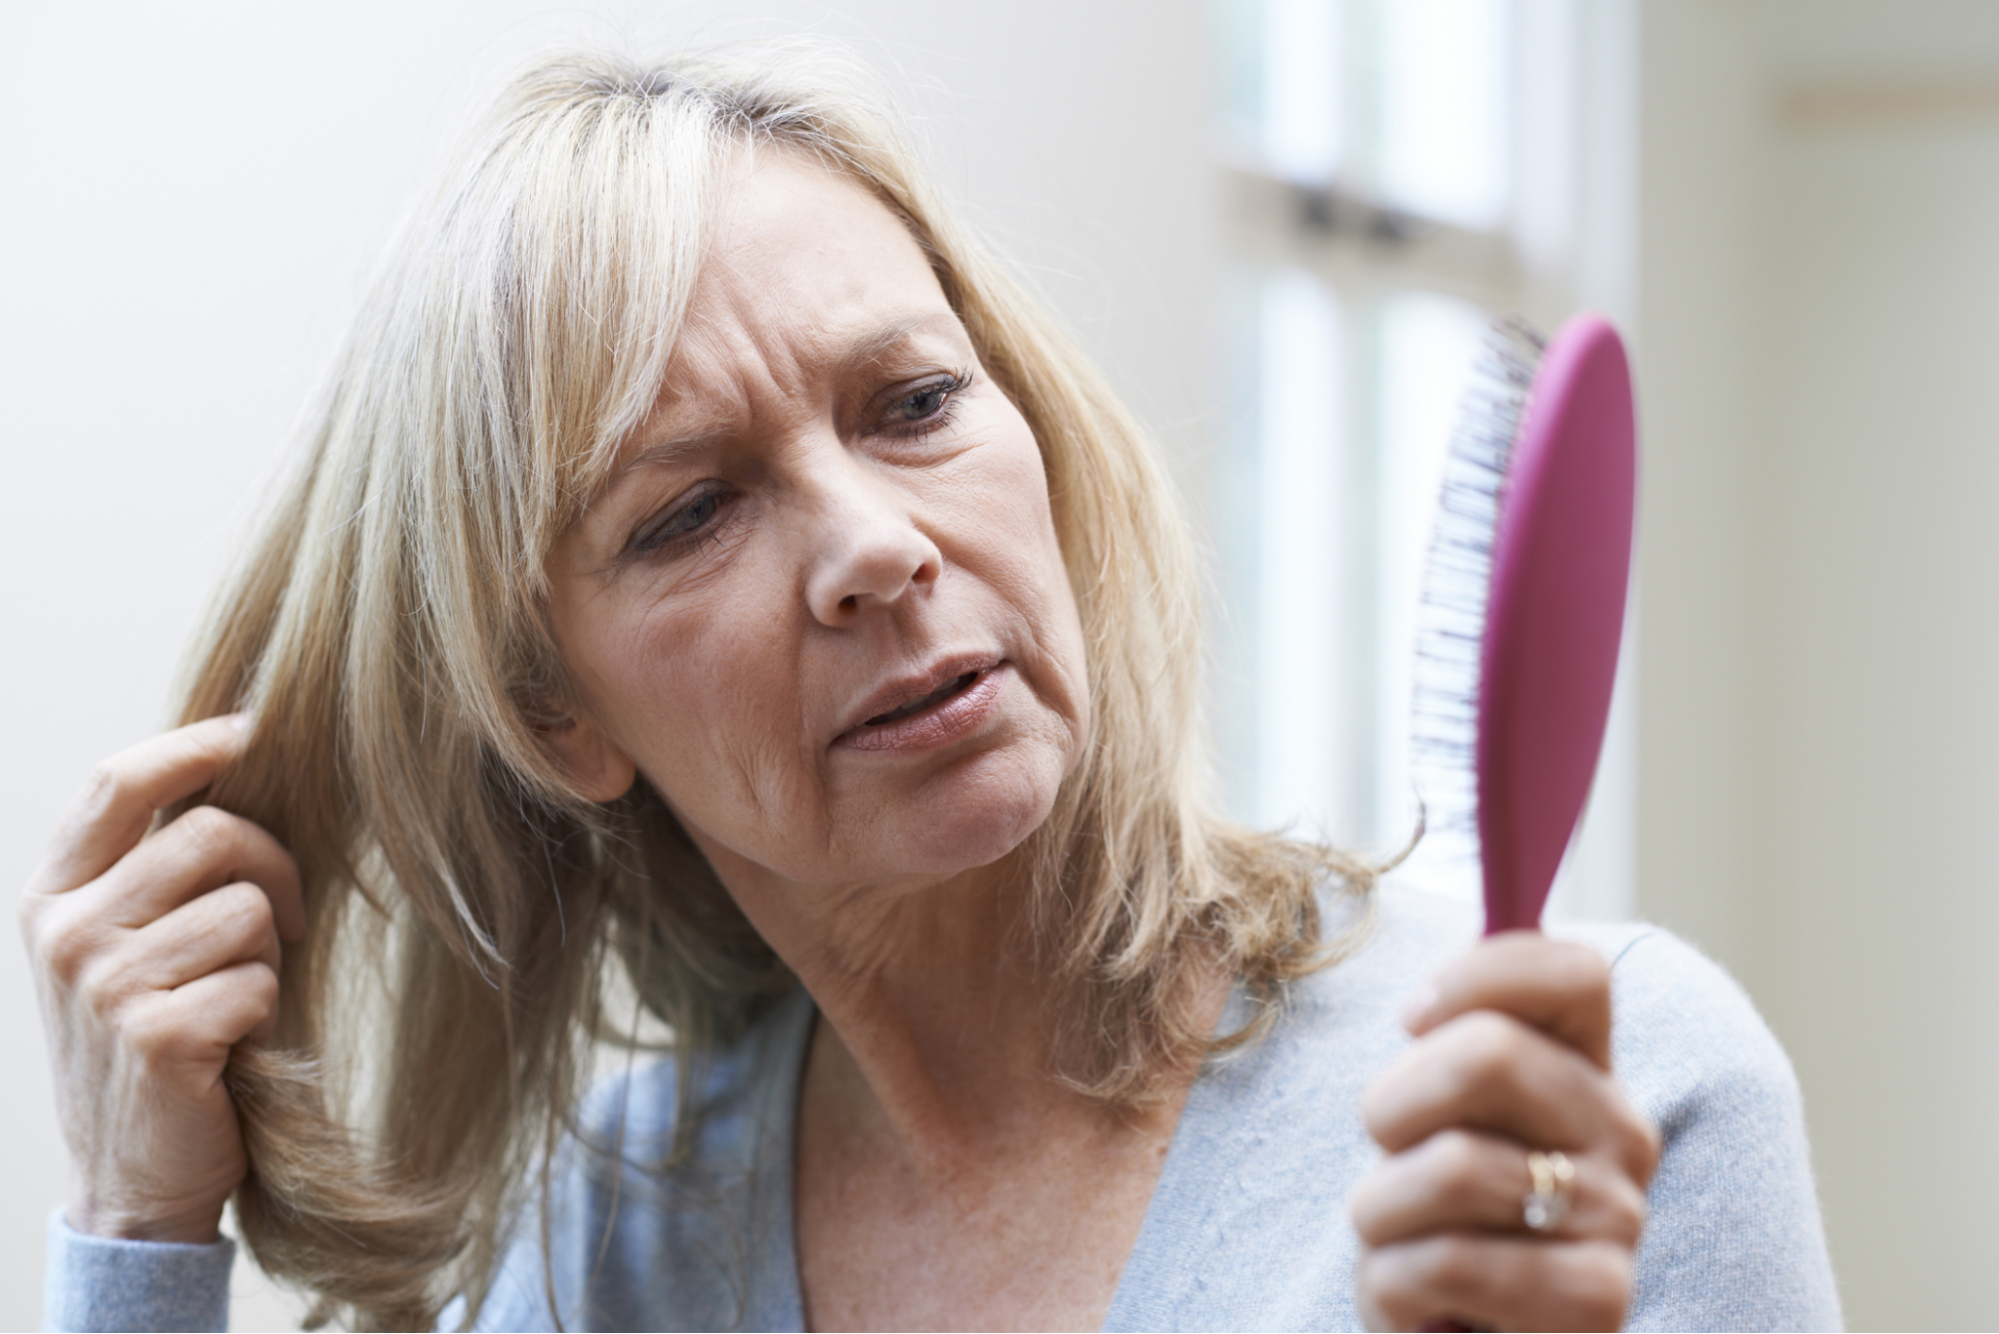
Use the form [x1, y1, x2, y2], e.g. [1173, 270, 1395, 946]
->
[1523, 1149, 1576, 1232]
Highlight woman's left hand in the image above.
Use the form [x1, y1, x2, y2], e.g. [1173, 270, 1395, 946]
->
[1349, 932, 1662, 1332]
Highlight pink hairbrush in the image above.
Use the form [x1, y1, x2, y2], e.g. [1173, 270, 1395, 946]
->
[1412, 314, 1637, 933]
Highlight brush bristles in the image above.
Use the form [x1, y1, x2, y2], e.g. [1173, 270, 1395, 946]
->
[1408, 318, 1545, 869]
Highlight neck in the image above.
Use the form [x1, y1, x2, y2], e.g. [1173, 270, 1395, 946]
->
[698, 839, 1140, 1171]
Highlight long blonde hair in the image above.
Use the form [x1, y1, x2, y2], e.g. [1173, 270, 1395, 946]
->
[179, 44, 1372, 1329]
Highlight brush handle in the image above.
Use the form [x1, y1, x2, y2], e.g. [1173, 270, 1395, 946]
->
[1477, 315, 1637, 934]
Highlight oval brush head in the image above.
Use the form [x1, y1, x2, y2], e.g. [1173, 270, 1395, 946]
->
[1476, 314, 1636, 932]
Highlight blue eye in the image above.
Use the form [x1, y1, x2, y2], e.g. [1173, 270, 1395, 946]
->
[635, 486, 728, 554]
[883, 373, 970, 436]
[897, 384, 951, 419]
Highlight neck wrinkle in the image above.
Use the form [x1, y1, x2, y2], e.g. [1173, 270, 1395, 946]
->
[759, 857, 1089, 1178]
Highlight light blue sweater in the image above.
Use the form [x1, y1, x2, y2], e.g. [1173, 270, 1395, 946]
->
[47, 887, 1843, 1331]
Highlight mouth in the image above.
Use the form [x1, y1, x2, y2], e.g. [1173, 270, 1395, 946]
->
[864, 671, 979, 726]
[839, 657, 1007, 754]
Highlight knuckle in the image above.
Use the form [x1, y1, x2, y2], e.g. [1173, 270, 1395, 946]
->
[121, 993, 224, 1066]
[1360, 1050, 1425, 1138]
[213, 881, 275, 936]
[1354, 1247, 1426, 1328]
[1602, 1176, 1648, 1245]
[1610, 1102, 1663, 1179]
[1636, 1113, 1663, 1166]
[1424, 1130, 1490, 1206]
[71, 949, 113, 1001]
[1432, 1127, 1482, 1177]
[1420, 1234, 1486, 1296]
[178, 804, 234, 844]
[72, 760, 130, 826]
[75, 951, 141, 1017]
[117, 998, 180, 1059]
[237, 962, 282, 1014]
[1577, 1293, 1629, 1332]
[1547, 941, 1611, 997]
[1465, 1007, 1523, 1050]
[1455, 1012, 1529, 1085]
[175, 803, 238, 855]
[1573, 1244, 1636, 1325]
[36, 907, 97, 983]
[1347, 1174, 1388, 1238]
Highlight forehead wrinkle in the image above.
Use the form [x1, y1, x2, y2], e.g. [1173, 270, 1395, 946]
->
[591, 326, 768, 502]
[602, 307, 970, 495]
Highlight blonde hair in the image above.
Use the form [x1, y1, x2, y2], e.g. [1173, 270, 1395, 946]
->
[180, 44, 1372, 1330]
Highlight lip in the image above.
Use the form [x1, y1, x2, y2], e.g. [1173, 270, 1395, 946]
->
[836, 654, 1007, 754]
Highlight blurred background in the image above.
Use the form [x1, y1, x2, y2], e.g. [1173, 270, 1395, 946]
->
[3, 0, 1996, 1327]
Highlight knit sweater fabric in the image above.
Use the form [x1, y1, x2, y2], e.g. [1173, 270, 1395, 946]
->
[46, 886, 1843, 1331]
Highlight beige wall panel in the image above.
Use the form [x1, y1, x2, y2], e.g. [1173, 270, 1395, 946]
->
[1638, 1, 1999, 1326]
[1757, 111, 1999, 1331]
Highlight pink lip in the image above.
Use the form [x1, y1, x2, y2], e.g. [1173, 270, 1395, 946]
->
[837, 657, 1007, 754]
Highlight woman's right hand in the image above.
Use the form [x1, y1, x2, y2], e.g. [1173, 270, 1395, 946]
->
[17, 715, 303, 1244]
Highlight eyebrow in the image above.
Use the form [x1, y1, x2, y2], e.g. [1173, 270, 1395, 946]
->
[836, 311, 964, 377]
[610, 310, 969, 479]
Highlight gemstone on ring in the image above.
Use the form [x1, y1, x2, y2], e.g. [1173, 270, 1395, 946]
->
[1524, 1149, 1576, 1231]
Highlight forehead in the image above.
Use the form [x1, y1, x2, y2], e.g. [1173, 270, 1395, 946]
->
[547, 158, 967, 544]
[711, 148, 926, 270]
[573, 150, 964, 499]
[670, 151, 952, 372]
[573, 151, 971, 496]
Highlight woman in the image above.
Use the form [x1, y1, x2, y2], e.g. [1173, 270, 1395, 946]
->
[24, 47, 1837, 1331]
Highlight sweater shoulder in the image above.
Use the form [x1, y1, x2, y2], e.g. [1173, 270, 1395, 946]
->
[1559, 921, 1806, 1128]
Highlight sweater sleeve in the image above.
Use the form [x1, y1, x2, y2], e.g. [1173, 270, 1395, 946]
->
[1599, 928, 1844, 1332]
[44, 1209, 235, 1333]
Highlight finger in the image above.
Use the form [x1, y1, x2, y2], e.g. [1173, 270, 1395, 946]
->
[33, 716, 253, 896]
[1363, 1012, 1656, 1181]
[102, 883, 284, 997]
[96, 972, 282, 1129]
[1403, 933, 1613, 1069]
[87, 805, 304, 942]
[140, 961, 284, 1069]
[1349, 1131, 1646, 1249]
[1359, 1235, 1633, 1333]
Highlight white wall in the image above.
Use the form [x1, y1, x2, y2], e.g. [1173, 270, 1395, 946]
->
[1635, 1, 1999, 1326]
[0, 4, 1216, 1328]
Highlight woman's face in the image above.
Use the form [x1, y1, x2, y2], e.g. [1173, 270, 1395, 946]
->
[545, 152, 1089, 899]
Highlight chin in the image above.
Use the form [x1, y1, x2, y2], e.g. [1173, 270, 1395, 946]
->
[877, 738, 1070, 878]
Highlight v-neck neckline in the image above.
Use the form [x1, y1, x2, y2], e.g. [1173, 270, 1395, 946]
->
[760, 982, 1258, 1333]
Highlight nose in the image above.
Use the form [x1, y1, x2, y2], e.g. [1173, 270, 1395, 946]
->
[801, 453, 943, 627]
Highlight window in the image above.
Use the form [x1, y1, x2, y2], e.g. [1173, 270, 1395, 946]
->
[1209, 0, 1633, 917]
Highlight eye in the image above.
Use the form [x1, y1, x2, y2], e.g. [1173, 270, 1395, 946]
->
[879, 372, 971, 438]
[633, 483, 731, 555]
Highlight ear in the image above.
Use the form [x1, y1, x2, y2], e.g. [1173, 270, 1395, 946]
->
[518, 694, 638, 804]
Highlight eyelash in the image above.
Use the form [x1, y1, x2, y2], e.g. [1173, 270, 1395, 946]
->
[629, 371, 973, 558]
[883, 371, 972, 441]
[632, 484, 732, 557]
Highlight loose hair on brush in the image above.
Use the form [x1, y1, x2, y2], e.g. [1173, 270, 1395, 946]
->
[180, 43, 1374, 1329]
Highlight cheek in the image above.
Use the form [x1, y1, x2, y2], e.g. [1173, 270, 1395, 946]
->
[941, 432, 1091, 738]
[564, 565, 815, 824]
[938, 419, 1064, 596]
